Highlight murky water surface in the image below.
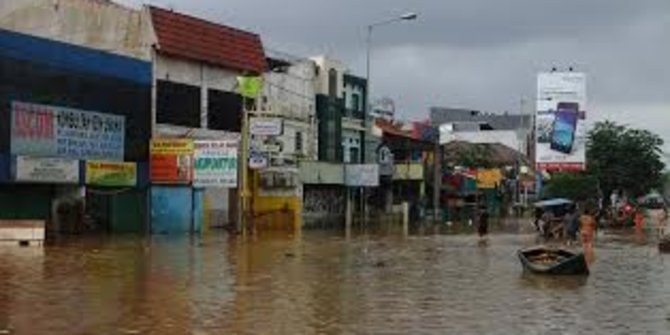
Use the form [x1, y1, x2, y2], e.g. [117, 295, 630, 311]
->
[1, 228, 669, 334]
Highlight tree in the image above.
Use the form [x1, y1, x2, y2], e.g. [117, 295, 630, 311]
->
[544, 172, 599, 202]
[454, 145, 496, 168]
[587, 121, 665, 199]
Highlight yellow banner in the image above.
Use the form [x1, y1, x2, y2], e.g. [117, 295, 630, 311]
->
[476, 168, 503, 189]
[150, 138, 194, 155]
[86, 161, 137, 187]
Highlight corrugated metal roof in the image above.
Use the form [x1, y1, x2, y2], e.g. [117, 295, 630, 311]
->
[149, 6, 266, 74]
[431, 107, 531, 131]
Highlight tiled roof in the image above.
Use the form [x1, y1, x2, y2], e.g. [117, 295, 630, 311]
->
[149, 6, 266, 74]
[375, 119, 415, 139]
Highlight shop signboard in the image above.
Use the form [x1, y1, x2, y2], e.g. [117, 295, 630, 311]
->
[345, 164, 379, 187]
[535, 72, 589, 171]
[85, 161, 137, 187]
[249, 151, 268, 169]
[11, 101, 125, 161]
[249, 117, 283, 136]
[193, 140, 238, 188]
[14, 156, 79, 184]
[150, 139, 194, 183]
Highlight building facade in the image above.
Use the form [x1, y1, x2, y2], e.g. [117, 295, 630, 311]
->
[147, 5, 266, 234]
[0, 0, 153, 235]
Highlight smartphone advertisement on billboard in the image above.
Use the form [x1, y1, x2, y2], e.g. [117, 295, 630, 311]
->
[535, 72, 588, 171]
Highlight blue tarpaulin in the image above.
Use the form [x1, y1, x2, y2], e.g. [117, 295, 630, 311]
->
[533, 198, 573, 207]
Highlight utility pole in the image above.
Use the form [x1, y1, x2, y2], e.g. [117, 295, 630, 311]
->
[433, 131, 441, 224]
[238, 98, 250, 236]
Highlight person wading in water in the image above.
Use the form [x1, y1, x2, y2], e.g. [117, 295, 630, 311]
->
[478, 206, 490, 244]
[580, 205, 597, 264]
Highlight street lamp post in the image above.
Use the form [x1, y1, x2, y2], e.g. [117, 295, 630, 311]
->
[363, 12, 417, 225]
[365, 12, 418, 114]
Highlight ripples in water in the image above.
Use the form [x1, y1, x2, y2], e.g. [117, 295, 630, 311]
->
[0, 230, 669, 334]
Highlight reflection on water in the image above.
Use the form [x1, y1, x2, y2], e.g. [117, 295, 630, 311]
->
[1, 228, 670, 334]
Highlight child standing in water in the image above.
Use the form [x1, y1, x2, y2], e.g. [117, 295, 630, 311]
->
[633, 207, 645, 233]
[580, 207, 597, 264]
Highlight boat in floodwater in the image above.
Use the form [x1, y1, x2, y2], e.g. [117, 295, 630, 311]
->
[518, 247, 589, 275]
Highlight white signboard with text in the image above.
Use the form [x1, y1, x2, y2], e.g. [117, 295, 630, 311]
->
[193, 140, 238, 188]
[14, 156, 79, 183]
[249, 117, 283, 136]
[535, 72, 588, 171]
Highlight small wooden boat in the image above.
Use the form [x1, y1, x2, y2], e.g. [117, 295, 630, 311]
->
[518, 247, 589, 275]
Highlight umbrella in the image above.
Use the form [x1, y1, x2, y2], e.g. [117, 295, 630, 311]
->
[533, 198, 573, 208]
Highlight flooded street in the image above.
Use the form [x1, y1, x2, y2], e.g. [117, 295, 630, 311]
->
[2, 228, 670, 334]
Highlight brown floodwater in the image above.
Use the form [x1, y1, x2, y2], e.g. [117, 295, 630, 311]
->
[1, 226, 669, 334]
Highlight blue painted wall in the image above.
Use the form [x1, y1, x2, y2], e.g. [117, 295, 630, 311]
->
[150, 186, 193, 234]
[192, 188, 204, 234]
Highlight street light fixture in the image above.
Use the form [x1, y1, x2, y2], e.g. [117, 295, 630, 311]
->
[400, 12, 418, 21]
[366, 12, 418, 119]
[360, 12, 417, 225]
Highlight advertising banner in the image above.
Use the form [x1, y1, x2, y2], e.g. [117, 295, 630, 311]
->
[193, 140, 238, 188]
[345, 164, 380, 187]
[11, 101, 125, 161]
[86, 161, 137, 187]
[14, 156, 79, 183]
[535, 72, 588, 171]
[150, 139, 193, 183]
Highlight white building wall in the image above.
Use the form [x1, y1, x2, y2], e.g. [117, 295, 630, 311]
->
[0, 0, 154, 60]
[153, 53, 240, 135]
[263, 59, 318, 160]
[310, 55, 346, 98]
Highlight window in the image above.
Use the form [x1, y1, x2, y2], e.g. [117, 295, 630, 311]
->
[350, 147, 360, 164]
[157, 80, 201, 127]
[328, 68, 337, 97]
[327, 120, 336, 160]
[352, 93, 360, 111]
[208, 89, 242, 132]
[295, 131, 303, 153]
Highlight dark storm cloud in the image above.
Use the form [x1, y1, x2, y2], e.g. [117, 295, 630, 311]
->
[119, 0, 669, 132]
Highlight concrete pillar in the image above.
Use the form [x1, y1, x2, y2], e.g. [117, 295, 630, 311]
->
[433, 143, 441, 223]
[200, 63, 208, 129]
[402, 201, 409, 236]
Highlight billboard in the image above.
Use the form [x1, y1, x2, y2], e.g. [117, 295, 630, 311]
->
[193, 140, 238, 188]
[11, 101, 125, 161]
[86, 161, 137, 187]
[150, 139, 193, 183]
[535, 72, 588, 171]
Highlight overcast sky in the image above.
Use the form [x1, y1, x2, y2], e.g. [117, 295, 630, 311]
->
[118, 0, 669, 148]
